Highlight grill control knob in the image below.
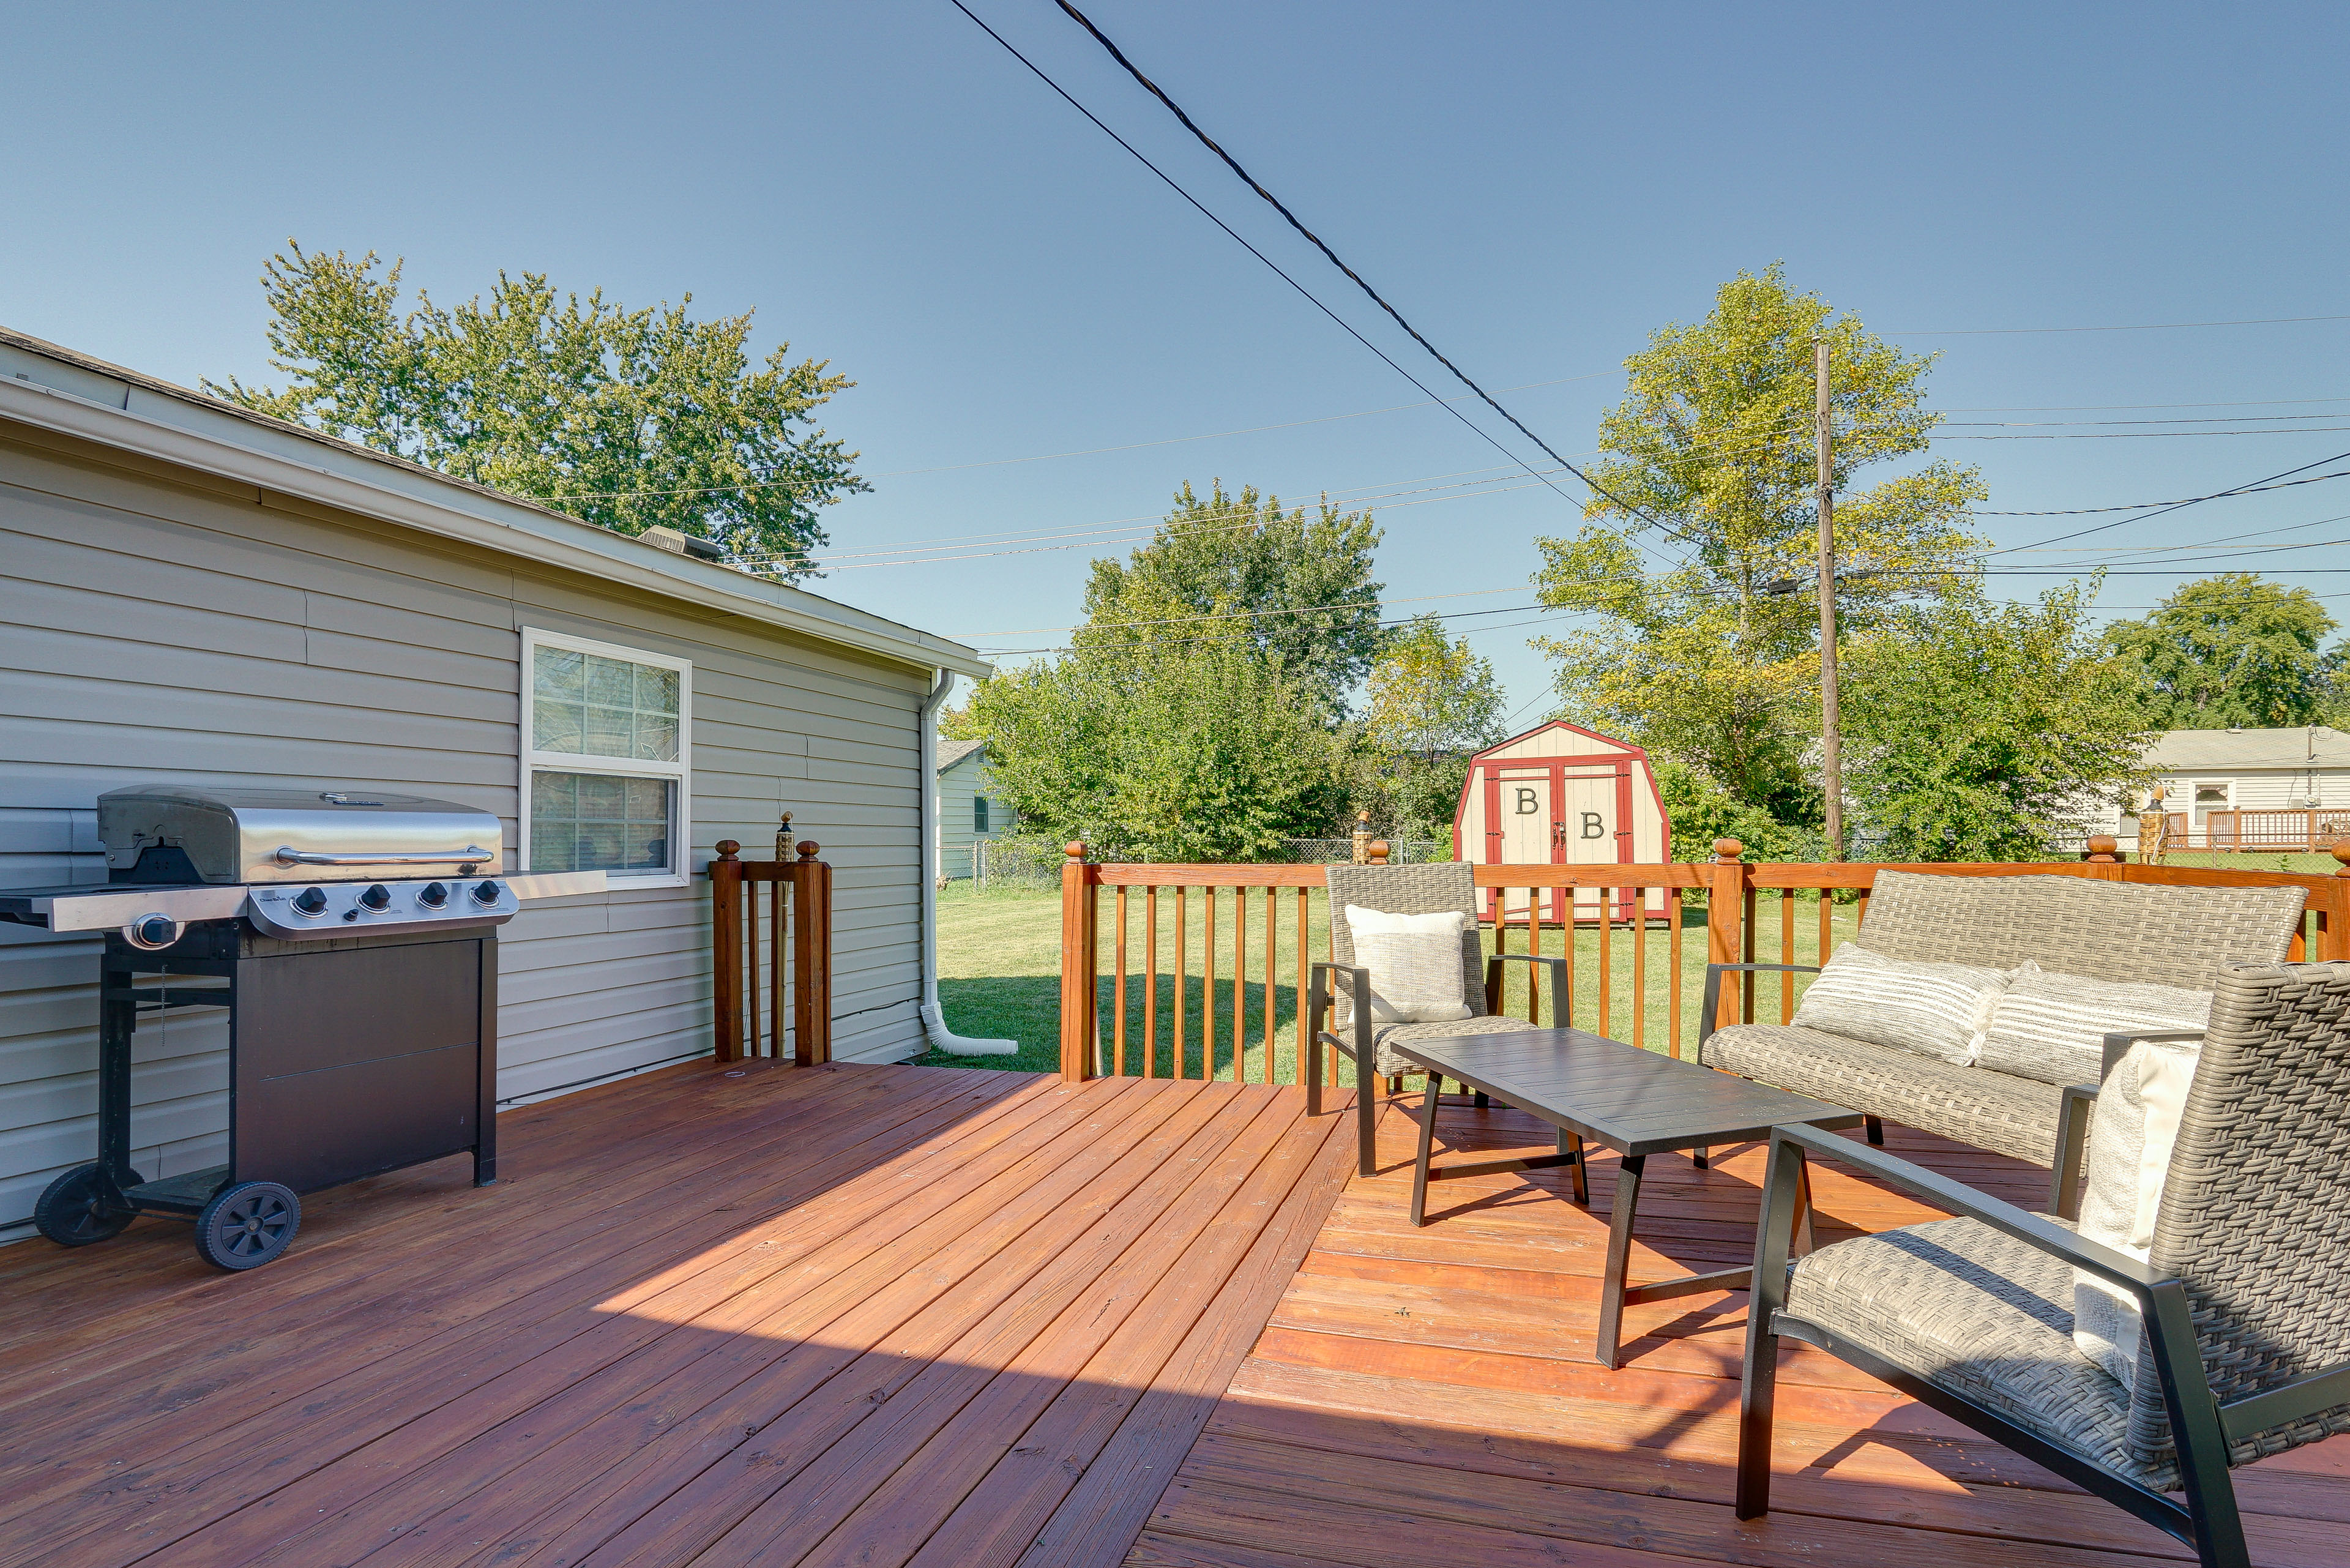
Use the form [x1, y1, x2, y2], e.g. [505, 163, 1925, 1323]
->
[417, 881, 449, 908]
[471, 879, 502, 906]
[292, 887, 329, 917]
[358, 884, 392, 911]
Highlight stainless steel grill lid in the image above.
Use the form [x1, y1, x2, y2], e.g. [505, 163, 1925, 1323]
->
[100, 785, 502, 886]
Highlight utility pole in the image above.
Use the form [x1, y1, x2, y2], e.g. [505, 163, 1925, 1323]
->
[1815, 338, 1845, 862]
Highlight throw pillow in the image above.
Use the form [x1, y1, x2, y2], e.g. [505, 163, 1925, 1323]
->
[1344, 905, 1472, 1025]
[1978, 963, 2212, 1087]
[1786, 942, 2012, 1066]
[2074, 1034, 2204, 1385]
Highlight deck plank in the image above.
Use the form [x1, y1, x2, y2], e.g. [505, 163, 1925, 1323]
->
[4, 1066, 2344, 1568]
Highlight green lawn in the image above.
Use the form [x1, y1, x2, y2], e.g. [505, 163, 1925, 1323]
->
[2142, 849, 2344, 875]
[914, 880, 1857, 1077]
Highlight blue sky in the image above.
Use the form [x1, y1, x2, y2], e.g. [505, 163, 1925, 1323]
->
[6, 1, 2345, 720]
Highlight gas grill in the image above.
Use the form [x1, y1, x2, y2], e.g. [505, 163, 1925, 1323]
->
[1, 785, 604, 1270]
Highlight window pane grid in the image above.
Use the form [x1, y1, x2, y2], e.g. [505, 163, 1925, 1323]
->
[531, 769, 672, 873]
[532, 647, 682, 764]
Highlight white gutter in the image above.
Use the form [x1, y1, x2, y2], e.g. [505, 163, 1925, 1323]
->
[917, 671, 1016, 1056]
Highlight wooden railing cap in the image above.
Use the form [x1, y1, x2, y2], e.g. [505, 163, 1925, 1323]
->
[1065, 841, 1087, 861]
[714, 840, 740, 861]
[2333, 840, 2350, 873]
[1711, 838, 1745, 861]
[795, 840, 821, 861]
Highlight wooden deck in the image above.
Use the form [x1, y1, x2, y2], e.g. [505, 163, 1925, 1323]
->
[2, 1063, 2344, 1568]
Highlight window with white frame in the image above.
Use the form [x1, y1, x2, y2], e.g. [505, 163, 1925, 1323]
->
[521, 629, 692, 885]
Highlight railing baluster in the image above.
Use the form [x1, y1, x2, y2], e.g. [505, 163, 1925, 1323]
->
[1114, 884, 1129, 1075]
[1632, 892, 1647, 1052]
[1817, 889, 1833, 972]
[1174, 885, 1188, 1078]
[1233, 887, 1246, 1083]
[1144, 886, 1158, 1078]
[1666, 886, 1684, 1058]
[1597, 893, 1613, 1039]
[1263, 884, 1277, 1084]
[1780, 889, 1796, 1023]
[1526, 894, 1544, 1021]
[1204, 886, 1217, 1081]
[1294, 885, 1309, 1086]
[1742, 885, 1758, 1024]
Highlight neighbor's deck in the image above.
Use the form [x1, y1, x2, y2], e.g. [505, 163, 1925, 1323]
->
[2, 1063, 2344, 1568]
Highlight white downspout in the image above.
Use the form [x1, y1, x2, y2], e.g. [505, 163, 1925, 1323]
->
[919, 669, 1017, 1056]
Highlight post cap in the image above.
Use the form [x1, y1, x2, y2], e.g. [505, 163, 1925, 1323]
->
[2332, 840, 2350, 871]
[795, 840, 820, 860]
[1368, 840, 1390, 864]
[2088, 834, 2118, 854]
[714, 840, 741, 860]
[1064, 841, 1087, 859]
[1712, 838, 1744, 861]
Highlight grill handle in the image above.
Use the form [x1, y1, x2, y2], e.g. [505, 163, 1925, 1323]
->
[272, 846, 491, 867]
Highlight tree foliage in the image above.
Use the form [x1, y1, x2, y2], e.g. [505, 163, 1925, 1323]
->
[208, 243, 864, 576]
[1084, 482, 1384, 719]
[1364, 615, 1505, 763]
[957, 580, 1345, 862]
[1533, 265, 1984, 818]
[1841, 582, 2152, 861]
[2104, 573, 2346, 728]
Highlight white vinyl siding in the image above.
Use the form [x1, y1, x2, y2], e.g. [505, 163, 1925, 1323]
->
[0, 420, 933, 1238]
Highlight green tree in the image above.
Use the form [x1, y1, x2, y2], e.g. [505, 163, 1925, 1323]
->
[2105, 573, 2346, 728]
[208, 243, 865, 576]
[1533, 265, 1985, 818]
[1841, 582, 2152, 861]
[959, 582, 1345, 861]
[1084, 482, 1384, 719]
[1363, 615, 1505, 762]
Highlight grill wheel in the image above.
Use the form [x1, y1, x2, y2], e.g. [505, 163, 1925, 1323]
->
[34, 1162, 141, 1247]
[195, 1181, 301, 1271]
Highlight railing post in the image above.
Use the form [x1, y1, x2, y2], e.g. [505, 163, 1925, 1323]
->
[711, 840, 743, 1064]
[2328, 843, 2350, 961]
[1060, 842, 1099, 1081]
[1707, 838, 1747, 1035]
[791, 840, 830, 1066]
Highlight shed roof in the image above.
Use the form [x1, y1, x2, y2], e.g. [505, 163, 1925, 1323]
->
[937, 737, 985, 772]
[2144, 726, 2350, 771]
[0, 326, 991, 681]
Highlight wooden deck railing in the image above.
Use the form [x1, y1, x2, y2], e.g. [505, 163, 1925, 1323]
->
[1055, 836, 2350, 1083]
[709, 838, 833, 1064]
[2171, 808, 2350, 853]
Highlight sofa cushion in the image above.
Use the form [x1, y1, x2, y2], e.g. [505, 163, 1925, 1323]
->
[1858, 872, 2304, 991]
[1979, 963, 2211, 1088]
[1783, 1216, 2172, 1489]
[1703, 1023, 2065, 1165]
[1788, 942, 2012, 1066]
[1343, 905, 1474, 1024]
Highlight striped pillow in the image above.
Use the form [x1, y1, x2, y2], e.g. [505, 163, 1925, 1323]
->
[1977, 964, 2211, 1087]
[1788, 942, 2012, 1066]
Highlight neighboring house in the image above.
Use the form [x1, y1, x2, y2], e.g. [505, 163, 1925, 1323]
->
[936, 736, 1013, 880]
[2097, 726, 2350, 845]
[0, 327, 988, 1238]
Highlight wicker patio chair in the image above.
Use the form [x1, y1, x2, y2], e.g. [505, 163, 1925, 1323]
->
[1306, 863, 1568, 1176]
[1737, 960, 2350, 1568]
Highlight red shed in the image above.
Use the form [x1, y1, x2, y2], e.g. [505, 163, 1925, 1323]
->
[1452, 720, 1673, 924]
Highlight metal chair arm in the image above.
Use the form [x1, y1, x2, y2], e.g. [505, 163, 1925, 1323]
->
[1484, 952, 1569, 1024]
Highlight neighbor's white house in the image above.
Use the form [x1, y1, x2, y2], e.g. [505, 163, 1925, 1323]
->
[936, 737, 1013, 881]
[2099, 726, 2350, 846]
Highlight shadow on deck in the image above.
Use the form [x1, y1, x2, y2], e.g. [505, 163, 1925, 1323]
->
[0, 1062, 2341, 1568]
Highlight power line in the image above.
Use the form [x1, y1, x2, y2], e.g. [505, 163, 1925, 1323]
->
[946, 1, 1600, 530]
[1989, 449, 2350, 556]
[1045, 0, 1674, 539]
[1965, 470, 2350, 516]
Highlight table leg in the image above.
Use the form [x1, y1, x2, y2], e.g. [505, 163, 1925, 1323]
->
[1564, 1127, 1589, 1205]
[1408, 1075, 1442, 1227]
[1595, 1152, 1645, 1369]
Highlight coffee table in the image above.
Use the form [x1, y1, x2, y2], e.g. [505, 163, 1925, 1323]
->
[1386, 1026, 1863, 1368]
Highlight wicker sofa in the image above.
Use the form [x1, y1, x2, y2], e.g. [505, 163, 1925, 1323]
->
[1699, 871, 2308, 1207]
